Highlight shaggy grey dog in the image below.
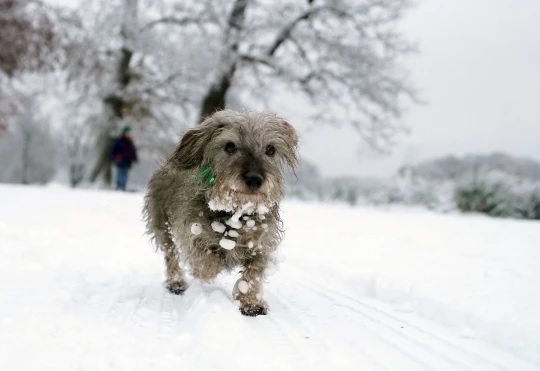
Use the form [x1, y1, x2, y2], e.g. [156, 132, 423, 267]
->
[143, 110, 298, 316]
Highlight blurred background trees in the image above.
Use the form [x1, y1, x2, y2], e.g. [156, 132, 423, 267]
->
[0, 0, 416, 184]
[2, 0, 537, 220]
[74, 0, 417, 182]
[0, 88, 56, 184]
[0, 0, 56, 77]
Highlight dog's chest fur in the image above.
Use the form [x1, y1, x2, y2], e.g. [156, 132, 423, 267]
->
[169, 197, 282, 269]
[196, 209, 276, 250]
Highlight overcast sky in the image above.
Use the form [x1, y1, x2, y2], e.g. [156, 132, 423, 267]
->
[300, 0, 540, 177]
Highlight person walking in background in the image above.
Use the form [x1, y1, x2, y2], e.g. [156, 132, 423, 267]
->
[110, 125, 137, 191]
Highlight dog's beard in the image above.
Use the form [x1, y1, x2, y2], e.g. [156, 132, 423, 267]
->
[207, 181, 276, 215]
[208, 189, 274, 215]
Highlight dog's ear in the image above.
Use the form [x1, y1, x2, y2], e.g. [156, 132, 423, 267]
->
[171, 128, 206, 169]
[280, 119, 299, 170]
[282, 120, 298, 147]
[171, 116, 226, 169]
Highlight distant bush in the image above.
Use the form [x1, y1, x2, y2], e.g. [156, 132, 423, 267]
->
[284, 171, 540, 221]
[521, 189, 540, 220]
[455, 178, 540, 220]
[282, 154, 540, 220]
[456, 181, 509, 216]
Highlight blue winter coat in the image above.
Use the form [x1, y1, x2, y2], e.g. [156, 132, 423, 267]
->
[110, 135, 138, 168]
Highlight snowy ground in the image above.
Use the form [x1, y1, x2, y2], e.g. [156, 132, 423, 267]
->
[0, 184, 539, 371]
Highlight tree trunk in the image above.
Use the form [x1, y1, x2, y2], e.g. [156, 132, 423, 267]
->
[21, 126, 30, 185]
[89, 135, 114, 184]
[89, 0, 138, 185]
[69, 163, 85, 188]
[199, 64, 236, 120]
[198, 0, 248, 122]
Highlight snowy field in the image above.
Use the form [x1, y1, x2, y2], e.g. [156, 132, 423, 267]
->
[0, 184, 539, 371]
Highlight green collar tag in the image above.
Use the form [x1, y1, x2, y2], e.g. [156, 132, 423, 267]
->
[198, 164, 216, 185]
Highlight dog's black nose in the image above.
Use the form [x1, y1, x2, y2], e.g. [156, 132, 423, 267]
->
[244, 171, 264, 190]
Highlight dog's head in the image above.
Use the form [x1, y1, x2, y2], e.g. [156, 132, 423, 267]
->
[172, 110, 298, 213]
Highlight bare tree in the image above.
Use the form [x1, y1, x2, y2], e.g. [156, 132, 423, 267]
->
[0, 88, 13, 137]
[64, 0, 201, 184]
[0, 0, 81, 160]
[0, 88, 56, 184]
[136, 0, 416, 149]
[195, 0, 417, 151]
[84, 0, 140, 184]
[199, 0, 249, 119]
[0, 0, 56, 77]
[65, 0, 415, 184]
[60, 97, 96, 188]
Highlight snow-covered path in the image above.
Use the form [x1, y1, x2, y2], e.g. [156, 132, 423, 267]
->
[1, 185, 539, 370]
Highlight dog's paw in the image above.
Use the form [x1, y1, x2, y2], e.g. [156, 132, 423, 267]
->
[166, 280, 188, 295]
[239, 305, 268, 317]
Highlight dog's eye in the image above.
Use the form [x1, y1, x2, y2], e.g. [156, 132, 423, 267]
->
[265, 144, 276, 157]
[225, 142, 237, 154]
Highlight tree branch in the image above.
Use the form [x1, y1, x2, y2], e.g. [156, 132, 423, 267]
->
[266, 5, 348, 57]
[143, 16, 204, 31]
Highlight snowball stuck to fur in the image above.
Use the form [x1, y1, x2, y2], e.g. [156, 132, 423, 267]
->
[230, 209, 243, 223]
[241, 202, 255, 213]
[211, 221, 226, 233]
[247, 241, 254, 248]
[219, 238, 236, 250]
[257, 204, 270, 215]
[226, 219, 242, 229]
[209, 197, 272, 216]
[246, 219, 255, 228]
[238, 280, 249, 294]
[208, 197, 236, 213]
[190, 223, 202, 235]
[228, 230, 239, 238]
[261, 223, 268, 230]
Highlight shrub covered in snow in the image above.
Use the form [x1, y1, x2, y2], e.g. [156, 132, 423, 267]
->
[455, 176, 540, 220]
[456, 180, 516, 217]
[284, 154, 540, 221]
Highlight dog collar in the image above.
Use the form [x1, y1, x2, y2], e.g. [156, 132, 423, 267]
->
[198, 164, 216, 185]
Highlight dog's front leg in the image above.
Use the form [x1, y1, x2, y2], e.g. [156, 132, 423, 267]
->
[233, 255, 269, 316]
[164, 247, 189, 295]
